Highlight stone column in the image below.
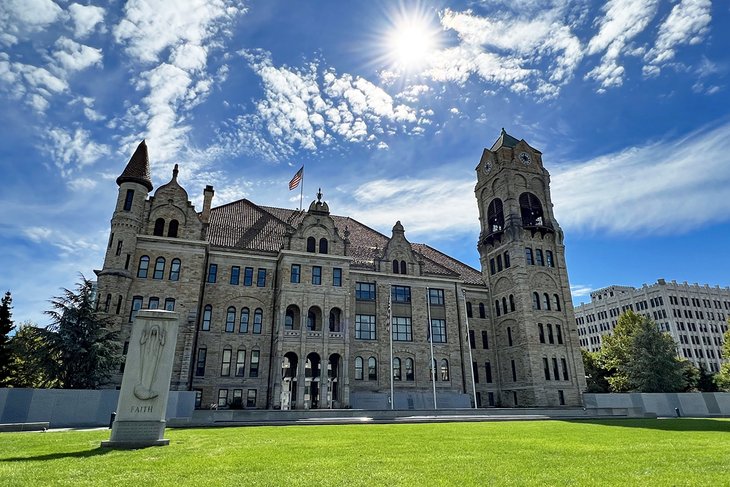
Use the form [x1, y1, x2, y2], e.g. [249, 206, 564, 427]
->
[102, 310, 179, 448]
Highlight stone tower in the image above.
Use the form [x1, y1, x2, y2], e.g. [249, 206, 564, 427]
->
[475, 129, 586, 407]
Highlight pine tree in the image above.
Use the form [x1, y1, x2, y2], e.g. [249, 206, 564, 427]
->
[0, 291, 15, 385]
[42, 277, 121, 389]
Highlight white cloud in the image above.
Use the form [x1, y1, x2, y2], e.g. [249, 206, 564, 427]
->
[570, 285, 594, 298]
[551, 121, 730, 234]
[0, 0, 64, 46]
[643, 0, 711, 75]
[585, 0, 658, 90]
[67, 3, 105, 38]
[45, 127, 110, 176]
[52, 37, 102, 72]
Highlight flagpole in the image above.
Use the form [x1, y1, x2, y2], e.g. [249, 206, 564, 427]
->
[426, 287, 437, 410]
[389, 286, 394, 410]
[299, 166, 304, 211]
[462, 289, 478, 409]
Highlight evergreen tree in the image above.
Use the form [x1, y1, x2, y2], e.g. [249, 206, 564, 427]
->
[0, 291, 15, 385]
[582, 349, 610, 393]
[600, 310, 687, 392]
[715, 326, 730, 391]
[42, 277, 120, 389]
[7, 322, 56, 388]
[696, 364, 718, 392]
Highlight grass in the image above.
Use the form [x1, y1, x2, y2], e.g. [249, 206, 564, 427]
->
[1, 419, 729, 486]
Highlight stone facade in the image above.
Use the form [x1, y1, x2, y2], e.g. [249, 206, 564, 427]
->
[575, 280, 730, 372]
[96, 132, 587, 409]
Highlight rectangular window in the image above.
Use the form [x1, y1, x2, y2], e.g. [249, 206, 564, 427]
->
[392, 316, 413, 341]
[246, 389, 257, 407]
[392, 285, 411, 303]
[525, 248, 533, 265]
[561, 358, 569, 381]
[217, 389, 228, 408]
[355, 359, 363, 380]
[508, 327, 513, 346]
[202, 306, 212, 331]
[356, 282, 376, 301]
[488, 392, 495, 407]
[195, 348, 207, 376]
[116, 240, 123, 256]
[535, 249, 544, 266]
[552, 357, 560, 381]
[485, 362, 493, 383]
[489, 258, 496, 275]
[257, 268, 267, 287]
[124, 254, 131, 270]
[557, 324, 563, 344]
[543, 358, 551, 380]
[496, 254, 503, 272]
[482, 330, 489, 349]
[129, 296, 143, 323]
[511, 360, 517, 382]
[123, 189, 134, 211]
[469, 330, 475, 349]
[333, 267, 342, 286]
[230, 266, 240, 285]
[472, 362, 479, 383]
[243, 267, 253, 286]
[250, 350, 260, 377]
[291, 264, 300, 283]
[253, 310, 262, 334]
[194, 389, 202, 409]
[312, 266, 322, 285]
[221, 349, 232, 376]
[430, 319, 447, 343]
[232, 389, 243, 408]
[355, 314, 376, 340]
[504, 251, 511, 268]
[164, 298, 175, 311]
[148, 297, 159, 310]
[207, 263, 217, 283]
[429, 288, 445, 306]
[235, 350, 246, 377]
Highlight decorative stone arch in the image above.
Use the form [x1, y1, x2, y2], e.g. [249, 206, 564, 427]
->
[493, 275, 514, 295]
[285, 304, 301, 330]
[531, 271, 558, 289]
[307, 306, 322, 331]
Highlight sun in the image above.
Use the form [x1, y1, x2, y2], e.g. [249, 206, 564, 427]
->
[378, 4, 442, 72]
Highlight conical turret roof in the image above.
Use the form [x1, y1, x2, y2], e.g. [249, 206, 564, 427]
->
[116, 140, 153, 191]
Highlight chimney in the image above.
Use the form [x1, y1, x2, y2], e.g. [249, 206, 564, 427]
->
[202, 185, 214, 223]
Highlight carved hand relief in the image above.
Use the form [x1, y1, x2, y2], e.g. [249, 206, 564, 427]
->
[493, 276, 514, 295]
[134, 323, 167, 401]
[531, 271, 557, 289]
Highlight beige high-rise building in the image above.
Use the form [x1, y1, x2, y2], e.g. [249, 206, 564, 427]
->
[95, 130, 586, 409]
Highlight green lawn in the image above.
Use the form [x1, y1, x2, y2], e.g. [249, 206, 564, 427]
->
[1, 419, 729, 486]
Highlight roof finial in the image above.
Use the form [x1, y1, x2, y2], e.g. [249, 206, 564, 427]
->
[172, 163, 179, 180]
[501, 127, 506, 135]
[317, 188, 322, 202]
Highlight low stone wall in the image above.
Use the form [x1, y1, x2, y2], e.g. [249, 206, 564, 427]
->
[584, 392, 730, 417]
[0, 388, 196, 428]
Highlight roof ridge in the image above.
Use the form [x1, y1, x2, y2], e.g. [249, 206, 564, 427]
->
[413, 242, 481, 275]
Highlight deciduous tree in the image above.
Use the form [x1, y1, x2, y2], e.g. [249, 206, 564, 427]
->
[6, 322, 56, 388]
[715, 327, 730, 391]
[582, 349, 609, 393]
[0, 291, 14, 385]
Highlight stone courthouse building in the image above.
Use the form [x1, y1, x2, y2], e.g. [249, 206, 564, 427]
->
[95, 130, 586, 410]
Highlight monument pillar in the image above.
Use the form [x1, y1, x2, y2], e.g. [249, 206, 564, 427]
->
[102, 310, 179, 448]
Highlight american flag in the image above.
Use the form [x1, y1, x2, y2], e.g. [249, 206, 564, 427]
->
[288, 166, 303, 190]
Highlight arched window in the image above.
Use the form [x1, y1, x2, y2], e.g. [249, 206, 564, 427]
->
[392, 259, 399, 273]
[479, 303, 485, 319]
[225, 307, 235, 332]
[487, 198, 505, 233]
[440, 359, 449, 381]
[429, 359, 437, 381]
[543, 293, 551, 311]
[556, 324, 563, 344]
[137, 256, 150, 278]
[393, 357, 401, 381]
[153, 257, 165, 279]
[169, 258, 181, 280]
[307, 310, 316, 331]
[405, 358, 414, 381]
[509, 295, 515, 312]
[285, 311, 293, 329]
[202, 305, 212, 331]
[532, 292, 541, 310]
[466, 302, 473, 318]
[502, 297, 508, 314]
[329, 308, 341, 332]
[400, 260, 407, 275]
[253, 308, 263, 334]
[285, 305, 299, 331]
[355, 357, 363, 380]
[495, 300, 501, 317]
[539, 323, 545, 343]
[368, 357, 377, 380]
[547, 323, 554, 344]
[168, 219, 179, 238]
[319, 238, 328, 254]
[103, 293, 111, 313]
[519, 192, 544, 226]
[306, 237, 316, 253]
[239, 308, 249, 333]
[553, 294, 561, 311]
[153, 218, 165, 236]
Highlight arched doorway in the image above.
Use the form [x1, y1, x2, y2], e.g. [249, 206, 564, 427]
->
[328, 353, 341, 408]
[304, 352, 321, 409]
[281, 352, 298, 410]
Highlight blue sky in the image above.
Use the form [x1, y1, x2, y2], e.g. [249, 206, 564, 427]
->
[1, 0, 729, 325]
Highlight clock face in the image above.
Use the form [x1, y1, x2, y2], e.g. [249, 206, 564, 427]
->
[519, 151, 531, 165]
[484, 160, 493, 174]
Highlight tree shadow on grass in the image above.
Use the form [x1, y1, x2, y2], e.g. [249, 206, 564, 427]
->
[562, 418, 730, 432]
[1, 447, 114, 462]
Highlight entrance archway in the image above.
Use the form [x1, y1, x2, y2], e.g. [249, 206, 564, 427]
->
[304, 352, 321, 409]
[328, 353, 341, 408]
[281, 352, 298, 410]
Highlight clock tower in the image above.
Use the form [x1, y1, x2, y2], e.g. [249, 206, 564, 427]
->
[476, 129, 586, 407]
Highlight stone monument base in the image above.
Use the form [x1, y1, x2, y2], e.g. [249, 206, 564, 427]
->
[101, 420, 169, 449]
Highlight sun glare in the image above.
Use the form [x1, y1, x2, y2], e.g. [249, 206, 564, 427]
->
[379, 5, 441, 72]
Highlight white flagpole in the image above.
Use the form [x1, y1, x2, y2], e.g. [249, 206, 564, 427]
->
[462, 289, 478, 409]
[299, 166, 304, 211]
[426, 287, 437, 410]
[389, 286, 394, 410]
